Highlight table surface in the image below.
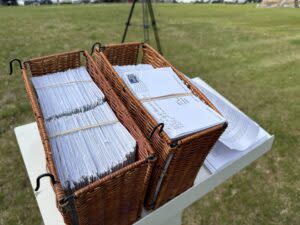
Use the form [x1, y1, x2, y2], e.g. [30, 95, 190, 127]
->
[15, 122, 273, 225]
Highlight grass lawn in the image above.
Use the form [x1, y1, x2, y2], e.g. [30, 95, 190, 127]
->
[0, 3, 299, 225]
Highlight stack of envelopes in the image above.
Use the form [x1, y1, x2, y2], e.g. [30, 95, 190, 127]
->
[32, 67, 105, 120]
[113, 65, 226, 141]
[32, 67, 136, 192]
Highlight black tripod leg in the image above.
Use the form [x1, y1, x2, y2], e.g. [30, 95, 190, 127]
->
[146, 0, 163, 55]
[142, 0, 150, 43]
[122, 0, 138, 43]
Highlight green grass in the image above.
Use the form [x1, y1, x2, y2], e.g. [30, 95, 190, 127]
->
[0, 3, 299, 225]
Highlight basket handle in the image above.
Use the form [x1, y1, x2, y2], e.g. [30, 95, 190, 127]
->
[91, 42, 103, 55]
[35, 173, 56, 191]
[8, 58, 22, 75]
[148, 123, 164, 140]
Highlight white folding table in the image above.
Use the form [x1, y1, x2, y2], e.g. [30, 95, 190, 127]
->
[14, 78, 274, 225]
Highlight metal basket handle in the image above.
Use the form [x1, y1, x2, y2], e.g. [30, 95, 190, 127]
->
[35, 173, 56, 191]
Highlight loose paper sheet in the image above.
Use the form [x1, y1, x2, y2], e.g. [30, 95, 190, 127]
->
[192, 77, 260, 151]
[191, 77, 269, 172]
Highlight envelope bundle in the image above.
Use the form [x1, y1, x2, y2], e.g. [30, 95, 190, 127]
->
[31, 67, 105, 120]
[114, 65, 226, 140]
[32, 67, 136, 192]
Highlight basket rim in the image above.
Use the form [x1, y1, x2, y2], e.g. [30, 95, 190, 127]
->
[24, 50, 84, 64]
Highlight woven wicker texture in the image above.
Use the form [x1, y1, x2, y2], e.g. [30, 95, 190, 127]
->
[93, 42, 227, 209]
[22, 50, 155, 225]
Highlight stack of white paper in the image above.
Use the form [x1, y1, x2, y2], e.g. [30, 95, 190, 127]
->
[120, 67, 191, 100]
[143, 97, 225, 140]
[32, 67, 105, 120]
[31, 67, 136, 192]
[204, 128, 269, 173]
[46, 104, 136, 192]
[113, 65, 226, 140]
[192, 77, 269, 172]
[191, 78, 261, 151]
[113, 64, 154, 77]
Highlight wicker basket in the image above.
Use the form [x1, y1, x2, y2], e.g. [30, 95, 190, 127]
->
[92, 42, 228, 209]
[21, 50, 155, 225]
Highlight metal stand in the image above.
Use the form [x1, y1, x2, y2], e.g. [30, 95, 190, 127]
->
[121, 0, 163, 55]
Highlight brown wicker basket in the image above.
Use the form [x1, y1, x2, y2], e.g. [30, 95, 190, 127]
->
[92, 42, 228, 209]
[21, 50, 155, 225]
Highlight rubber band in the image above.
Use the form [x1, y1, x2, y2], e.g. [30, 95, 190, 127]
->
[35, 80, 93, 90]
[50, 119, 119, 138]
[140, 92, 193, 102]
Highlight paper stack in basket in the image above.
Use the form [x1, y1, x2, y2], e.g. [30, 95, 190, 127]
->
[32, 67, 136, 192]
[113, 65, 227, 140]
